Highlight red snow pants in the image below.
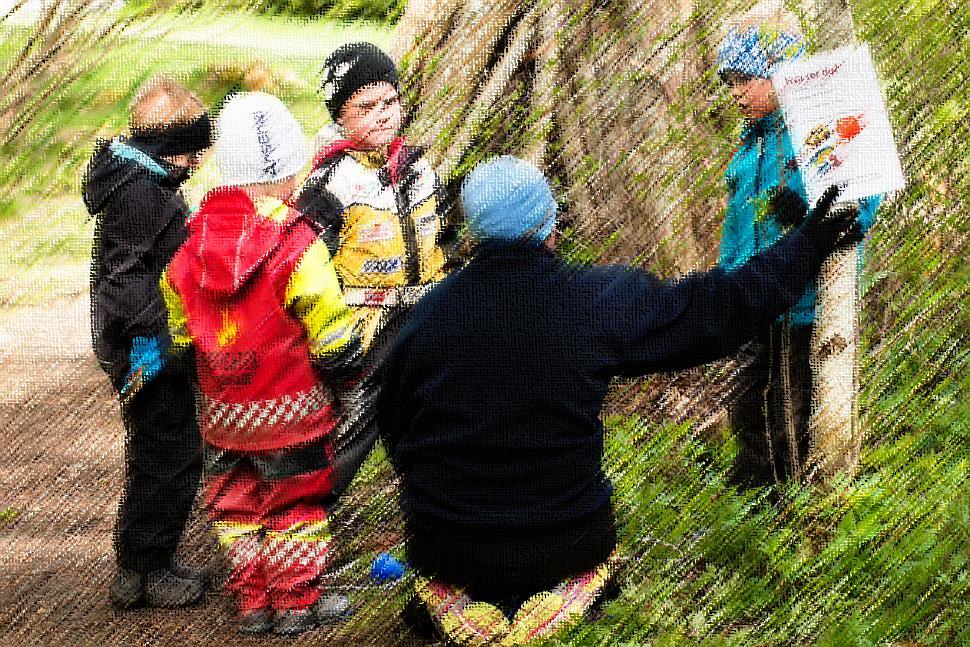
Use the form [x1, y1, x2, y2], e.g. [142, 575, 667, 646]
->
[205, 464, 334, 612]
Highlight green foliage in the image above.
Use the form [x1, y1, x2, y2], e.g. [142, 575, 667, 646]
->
[0, 507, 17, 524]
[124, 0, 406, 22]
[555, 415, 969, 645]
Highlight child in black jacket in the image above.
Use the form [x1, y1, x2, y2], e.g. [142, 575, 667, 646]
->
[83, 75, 212, 609]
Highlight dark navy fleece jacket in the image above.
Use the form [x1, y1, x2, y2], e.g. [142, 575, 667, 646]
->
[377, 226, 834, 586]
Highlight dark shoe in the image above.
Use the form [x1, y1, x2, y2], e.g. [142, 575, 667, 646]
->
[315, 593, 353, 624]
[274, 608, 318, 636]
[238, 609, 274, 635]
[169, 561, 209, 584]
[401, 595, 438, 640]
[143, 568, 206, 608]
[110, 568, 144, 609]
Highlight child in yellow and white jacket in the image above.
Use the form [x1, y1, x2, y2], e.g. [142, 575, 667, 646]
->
[296, 42, 454, 496]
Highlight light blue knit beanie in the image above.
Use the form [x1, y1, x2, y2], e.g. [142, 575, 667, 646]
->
[717, 26, 806, 79]
[460, 156, 557, 243]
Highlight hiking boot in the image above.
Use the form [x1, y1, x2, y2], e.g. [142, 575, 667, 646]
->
[274, 608, 317, 636]
[169, 561, 209, 584]
[238, 609, 274, 635]
[315, 593, 353, 624]
[143, 568, 206, 608]
[401, 596, 438, 640]
[109, 568, 144, 609]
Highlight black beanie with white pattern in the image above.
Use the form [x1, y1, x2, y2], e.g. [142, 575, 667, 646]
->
[320, 42, 399, 120]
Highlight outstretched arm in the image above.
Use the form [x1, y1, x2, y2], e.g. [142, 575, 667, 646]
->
[610, 187, 860, 375]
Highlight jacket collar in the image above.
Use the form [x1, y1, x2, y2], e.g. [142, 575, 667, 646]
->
[742, 110, 783, 140]
[472, 238, 556, 261]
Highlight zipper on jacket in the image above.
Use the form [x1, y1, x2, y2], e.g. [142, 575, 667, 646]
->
[394, 173, 421, 285]
[754, 134, 764, 252]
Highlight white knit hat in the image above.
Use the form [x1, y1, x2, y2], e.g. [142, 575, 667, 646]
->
[215, 92, 309, 185]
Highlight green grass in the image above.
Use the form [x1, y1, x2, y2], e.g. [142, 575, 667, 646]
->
[0, 196, 93, 306]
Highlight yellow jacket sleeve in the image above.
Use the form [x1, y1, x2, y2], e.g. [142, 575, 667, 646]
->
[159, 271, 192, 354]
[285, 239, 359, 359]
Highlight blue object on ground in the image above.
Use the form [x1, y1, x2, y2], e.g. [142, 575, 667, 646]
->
[370, 552, 406, 581]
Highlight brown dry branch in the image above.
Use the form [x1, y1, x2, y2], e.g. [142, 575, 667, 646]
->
[436, 5, 539, 176]
[403, 0, 523, 158]
[394, 0, 753, 427]
[0, 2, 139, 152]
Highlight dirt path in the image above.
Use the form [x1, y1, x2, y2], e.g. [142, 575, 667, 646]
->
[0, 293, 428, 646]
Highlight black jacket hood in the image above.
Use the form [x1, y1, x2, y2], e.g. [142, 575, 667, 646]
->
[83, 138, 183, 216]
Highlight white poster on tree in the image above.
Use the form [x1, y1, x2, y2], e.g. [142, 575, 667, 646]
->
[772, 44, 905, 206]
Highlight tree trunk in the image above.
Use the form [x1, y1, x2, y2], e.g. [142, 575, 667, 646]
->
[795, 0, 863, 481]
[807, 246, 861, 480]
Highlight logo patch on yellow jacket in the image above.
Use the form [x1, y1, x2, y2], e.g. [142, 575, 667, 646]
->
[361, 257, 403, 274]
[358, 221, 396, 243]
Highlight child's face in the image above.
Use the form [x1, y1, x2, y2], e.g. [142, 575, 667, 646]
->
[337, 82, 403, 151]
[723, 72, 779, 119]
[278, 175, 299, 201]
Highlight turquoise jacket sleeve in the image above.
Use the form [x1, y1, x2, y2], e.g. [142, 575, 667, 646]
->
[858, 195, 881, 233]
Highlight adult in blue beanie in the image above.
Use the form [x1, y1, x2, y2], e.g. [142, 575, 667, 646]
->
[377, 157, 863, 643]
[461, 155, 558, 244]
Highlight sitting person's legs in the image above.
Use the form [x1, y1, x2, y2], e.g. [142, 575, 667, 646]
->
[410, 551, 620, 645]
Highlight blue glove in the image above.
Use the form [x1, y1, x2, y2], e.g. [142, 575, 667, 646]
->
[121, 336, 166, 399]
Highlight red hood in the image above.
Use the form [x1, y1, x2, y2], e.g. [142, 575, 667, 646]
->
[182, 187, 298, 296]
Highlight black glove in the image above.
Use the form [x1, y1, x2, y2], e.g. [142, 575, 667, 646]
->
[800, 185, 864, 253]
[769, 186, 809, 228]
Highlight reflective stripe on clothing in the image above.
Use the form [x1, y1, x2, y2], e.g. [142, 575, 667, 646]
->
[413, 549, 620, 645]
[265, 521, 333, 610]
[205, 464, 335, 611]
[213, 522, 268, 612]
[200, 384, 332, 439]
[342, 284, 436, 308]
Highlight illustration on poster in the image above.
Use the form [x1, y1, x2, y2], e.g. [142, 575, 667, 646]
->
[804, 114, 867, 179]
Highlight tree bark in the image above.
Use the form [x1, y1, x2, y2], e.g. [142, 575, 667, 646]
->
[393, 0, 738, 273]
[807, 246, 861, 480]
[795, 0, 863, 481]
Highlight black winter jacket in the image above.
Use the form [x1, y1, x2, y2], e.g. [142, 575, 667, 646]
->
[83, 138, 192, 390]
[377, 226, 838, 595]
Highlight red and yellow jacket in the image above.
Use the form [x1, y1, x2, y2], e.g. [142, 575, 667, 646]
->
[161, 187, 361, 452]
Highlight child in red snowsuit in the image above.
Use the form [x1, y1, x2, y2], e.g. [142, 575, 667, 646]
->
[161, 92, 362, 636]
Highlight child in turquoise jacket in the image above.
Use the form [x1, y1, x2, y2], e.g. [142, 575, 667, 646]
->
[716, 11, 880, 486]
